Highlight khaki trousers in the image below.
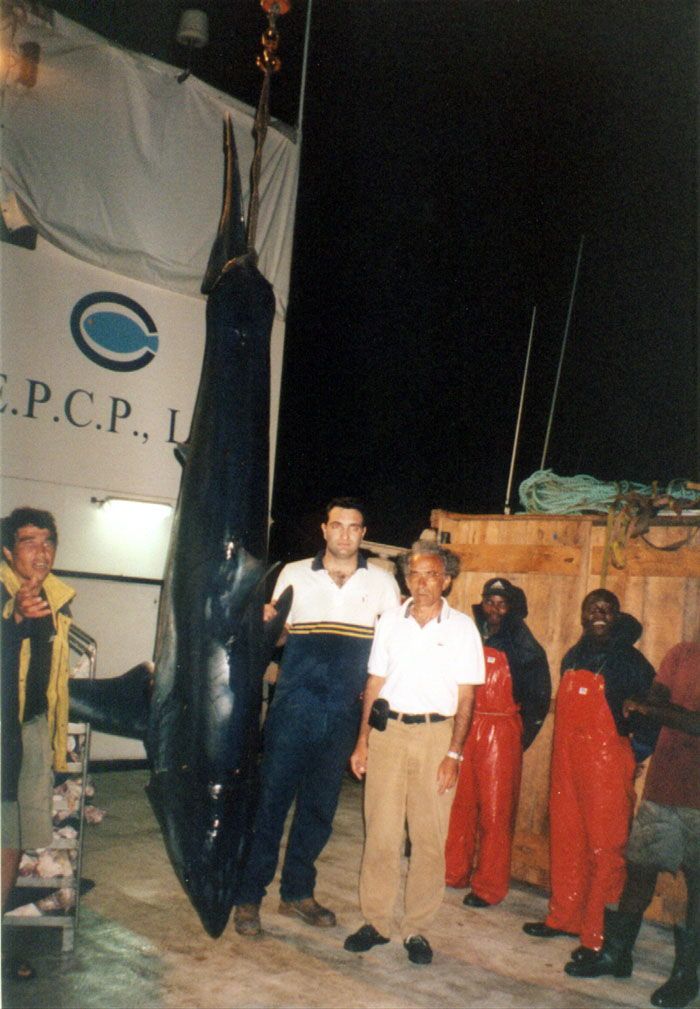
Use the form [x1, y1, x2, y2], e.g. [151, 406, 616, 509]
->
[359, 716, 455, 940]
[1, 715, 54, 850]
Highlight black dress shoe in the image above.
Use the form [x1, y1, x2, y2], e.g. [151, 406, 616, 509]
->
[523, 921, 577, 938]
[569, 944, 601, 964]
[404, 935, 433, 965]
[463, 892, 492, 908]
[565, 950, 614, 977]
[344, 924, 390, 953]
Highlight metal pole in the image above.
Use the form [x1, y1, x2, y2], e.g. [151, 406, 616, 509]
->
[295, 0, 313, 138]
[540, 234, 585, 469]
[505, 305, 537, 514]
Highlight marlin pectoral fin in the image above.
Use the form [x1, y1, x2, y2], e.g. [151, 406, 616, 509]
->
[69, 661, 154, 739]
[212, 556, 267, 638]
[263, 585, 293, 651]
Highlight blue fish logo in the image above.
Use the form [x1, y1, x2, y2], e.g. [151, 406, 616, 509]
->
[70, 293, 159, 371]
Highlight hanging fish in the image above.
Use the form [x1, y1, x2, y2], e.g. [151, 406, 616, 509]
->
[69, 118, 291, 937]
[146, 115, 293, 937]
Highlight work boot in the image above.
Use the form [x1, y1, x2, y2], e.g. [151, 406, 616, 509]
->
[278, 896, 336, 927]
[650, 926, 699, 1008]
[564, 909, 643, 977]
[234, 903, 262, 936]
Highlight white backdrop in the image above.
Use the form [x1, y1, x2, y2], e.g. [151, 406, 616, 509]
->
[1, 12, 296, 757]
[1, 237, 286, 578]
[2, 10, 299, 314]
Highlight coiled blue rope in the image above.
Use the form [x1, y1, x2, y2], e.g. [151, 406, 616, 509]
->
[518, 470, 700, 514]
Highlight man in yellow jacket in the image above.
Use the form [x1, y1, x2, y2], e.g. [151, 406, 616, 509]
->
[1, 507, 74, 981]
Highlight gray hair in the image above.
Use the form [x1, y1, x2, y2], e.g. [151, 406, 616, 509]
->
[398, 539, 460, 580]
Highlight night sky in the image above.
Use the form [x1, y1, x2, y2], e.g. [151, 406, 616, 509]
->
[266, 1, 698, 555]
[50, 1, 700, 554]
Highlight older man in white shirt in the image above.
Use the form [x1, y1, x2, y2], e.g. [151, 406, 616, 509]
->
[345, 540, 485, 965]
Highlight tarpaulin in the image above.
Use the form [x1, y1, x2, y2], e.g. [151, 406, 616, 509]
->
[1, 10, 299, 317]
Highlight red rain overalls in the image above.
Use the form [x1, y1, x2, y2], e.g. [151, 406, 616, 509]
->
[444, 645, 523, 904]
[545, 668, 636, 949]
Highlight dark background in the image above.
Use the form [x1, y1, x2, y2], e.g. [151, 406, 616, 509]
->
[50, 1, 699, 555]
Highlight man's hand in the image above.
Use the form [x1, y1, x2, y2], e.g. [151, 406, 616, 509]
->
[13, 577, 51, 622]
[436, 755, 460, 794]
[624, 680, 672, 718]
[350, 740, 369, 780]
[624, 697, 651, 718]
[262, 600, 289, 646]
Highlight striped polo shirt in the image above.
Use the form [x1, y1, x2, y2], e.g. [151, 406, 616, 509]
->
[271, 551, 400, 711]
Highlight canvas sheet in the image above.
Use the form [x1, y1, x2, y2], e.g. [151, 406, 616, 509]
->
[2, 10, 299, 315]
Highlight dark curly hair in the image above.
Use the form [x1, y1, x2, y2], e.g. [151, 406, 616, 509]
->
[2, 507, 58, 551]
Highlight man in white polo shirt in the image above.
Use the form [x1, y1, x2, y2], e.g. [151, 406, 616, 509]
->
[234, 498, 400, 937]
[344, 540, 485, 965]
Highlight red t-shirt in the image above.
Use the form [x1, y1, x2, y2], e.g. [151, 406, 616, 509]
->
[643, 642, 700, 810]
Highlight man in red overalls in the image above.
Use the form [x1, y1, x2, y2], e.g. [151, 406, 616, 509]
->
[564, 639, 699, 1008]
[523, 589, 655, 966]
[445, 578, 550, 907]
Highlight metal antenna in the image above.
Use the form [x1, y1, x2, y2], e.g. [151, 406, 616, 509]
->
[505, 305, 537, 514]
[540, 234, 585, 470]
[295, 0, 313, 138]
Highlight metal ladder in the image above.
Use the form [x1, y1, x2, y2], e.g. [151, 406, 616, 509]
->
[3, 625, 96, 953]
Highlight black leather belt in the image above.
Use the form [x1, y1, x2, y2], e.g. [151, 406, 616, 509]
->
[387, 710, 449, 724]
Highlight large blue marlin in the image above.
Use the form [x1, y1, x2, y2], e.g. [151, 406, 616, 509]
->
[71, 119, 291, 937]
[146, 117, 292, 937]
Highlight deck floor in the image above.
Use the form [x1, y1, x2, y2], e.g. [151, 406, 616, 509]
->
[3, 768, 695, 1009]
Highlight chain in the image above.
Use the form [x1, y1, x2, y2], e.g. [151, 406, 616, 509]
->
[246, 1, 290, 254]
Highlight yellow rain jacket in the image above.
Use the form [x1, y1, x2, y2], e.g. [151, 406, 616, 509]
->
[1, 561, 75, 772]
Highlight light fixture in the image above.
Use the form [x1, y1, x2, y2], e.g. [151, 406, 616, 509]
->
[91, 496, 174, 522]
[175, 9, 209, 84]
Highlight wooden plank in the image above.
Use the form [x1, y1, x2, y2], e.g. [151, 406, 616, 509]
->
[431, 509, 603, 526]
[511, 832, 550, 889]
[447, 543, 582, 574]
[591, 542, 700, 576]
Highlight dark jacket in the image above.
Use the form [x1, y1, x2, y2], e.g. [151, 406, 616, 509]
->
[1, 583, 23, 801]
[473, 591, 551, 750]
[561, 611, 657, 756]
[1, 573, 74, 801]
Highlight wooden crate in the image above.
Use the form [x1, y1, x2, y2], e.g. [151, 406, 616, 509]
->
[430, 509, 700, 924]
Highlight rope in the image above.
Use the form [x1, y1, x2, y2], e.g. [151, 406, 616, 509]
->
[519, 470, 700, 516]
[600, 508, 615, 587]
[246, 68, 271, 255]
[520, 470, 700, 572]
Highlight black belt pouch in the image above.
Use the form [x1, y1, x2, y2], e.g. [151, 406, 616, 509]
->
[368, 697, 389, 731]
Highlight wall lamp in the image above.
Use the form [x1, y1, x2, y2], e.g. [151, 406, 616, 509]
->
[91, 496, 174, 521]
